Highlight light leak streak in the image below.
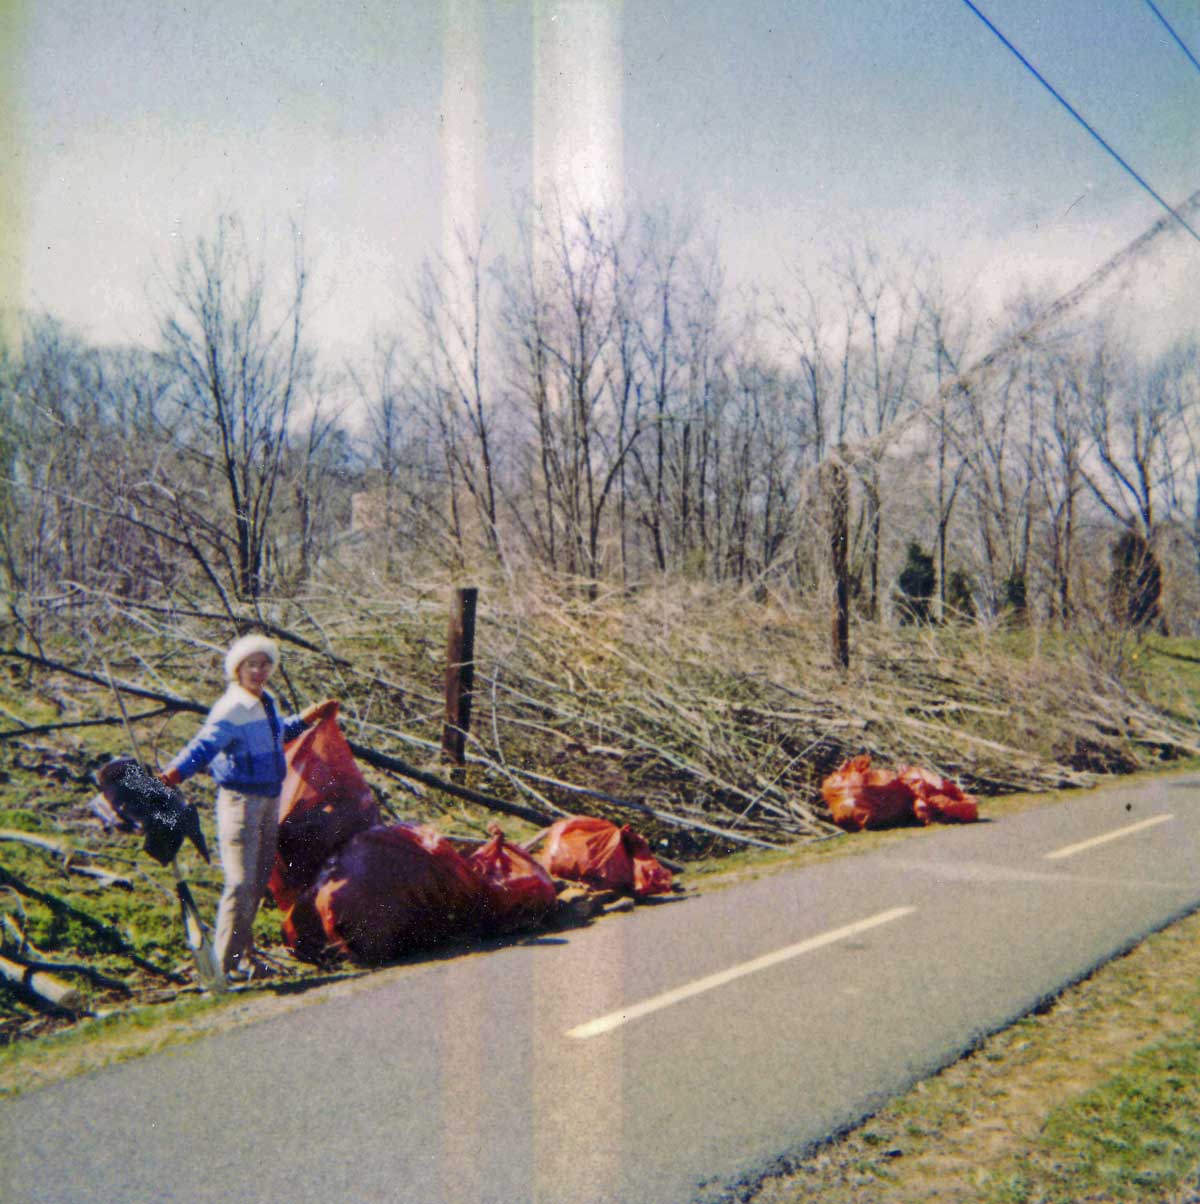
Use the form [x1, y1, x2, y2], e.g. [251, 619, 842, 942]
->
[566, 905, 916, 1040]
[1045, 814, 1174, 861]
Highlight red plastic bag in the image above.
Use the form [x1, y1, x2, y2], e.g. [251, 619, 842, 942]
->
[536, 817, 673, 897]
[466, 823, 558, 932]
[820, 755, 916, 831]
[626, 825, 675, 897]
[269, 708, 381, 911]
[282, 823, 481, 965]
[899, 765, 979, 824]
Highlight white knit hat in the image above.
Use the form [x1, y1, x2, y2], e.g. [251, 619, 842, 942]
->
[224, 634, 280, 681]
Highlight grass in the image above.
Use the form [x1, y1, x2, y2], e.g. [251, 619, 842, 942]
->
[2, 961, 376, 1101]
[1029, 1041, 1200, 1200]
[1139, 634, 1200, 723]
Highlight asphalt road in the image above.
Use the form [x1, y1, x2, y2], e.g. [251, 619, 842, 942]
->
[3, 773, 1199, 1204]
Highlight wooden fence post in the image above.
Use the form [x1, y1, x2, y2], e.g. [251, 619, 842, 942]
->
[442, 586, 478, 768]
[823, 461, 851, 670]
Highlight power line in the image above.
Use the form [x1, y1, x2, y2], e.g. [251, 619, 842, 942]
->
[966, 187, 1200, 382]
[1143, 0, 1200, 77]
[958, 0, 1200, 247]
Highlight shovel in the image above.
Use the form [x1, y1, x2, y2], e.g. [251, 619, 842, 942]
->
[103, 663, 227, 994]
[170, 866, 226, 993]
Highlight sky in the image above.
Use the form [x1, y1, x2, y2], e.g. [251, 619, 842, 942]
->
[5, 0, 1199, 362]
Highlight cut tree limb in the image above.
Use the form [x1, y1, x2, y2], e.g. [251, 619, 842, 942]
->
[346, 740, 556, 828]
[1, 915, 130, 993]
[0, 830, 134, 889]
[0, 865, 185, 983]
[0, 708, 172, 741]
[0, 952, 84, 1012]
[0, 649, 205, 715]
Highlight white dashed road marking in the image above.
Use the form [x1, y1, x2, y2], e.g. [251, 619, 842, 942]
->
[1045, 814, 1175, 861]
[565, 905, 917, 1039]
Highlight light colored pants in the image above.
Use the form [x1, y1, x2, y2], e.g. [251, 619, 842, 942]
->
[214, 787, 280, 975]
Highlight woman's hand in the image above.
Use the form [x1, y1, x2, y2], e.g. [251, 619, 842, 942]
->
[300, 698, 339, 726]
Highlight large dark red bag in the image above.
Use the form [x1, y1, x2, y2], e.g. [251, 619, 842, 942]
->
[269, 708, 381, 911]
[282, 823, 482, 965]
[898, 765, 979, 824]
[466, 823, 558, 933]
[820, 755, 916, 831]
[536, 817, 673, 898]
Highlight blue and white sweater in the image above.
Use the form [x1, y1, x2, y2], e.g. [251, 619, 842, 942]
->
[168, 685, 306, 795]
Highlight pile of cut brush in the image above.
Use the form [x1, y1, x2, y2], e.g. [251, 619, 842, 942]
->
[330, 577, 1197, 850]
[6, 574, 1199, 861]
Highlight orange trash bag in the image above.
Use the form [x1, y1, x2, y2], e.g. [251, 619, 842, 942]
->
[466, 823, 558, 933]
[269, 707, 381, 911]
[820, 755, 916, 831]
[899, 765, 979, 824]
[536, 816, 673, 897]
[283, 823, 482, 965]
[626, 824, 675, 897]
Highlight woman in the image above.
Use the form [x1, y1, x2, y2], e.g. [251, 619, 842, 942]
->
[162, 634, 335, 980]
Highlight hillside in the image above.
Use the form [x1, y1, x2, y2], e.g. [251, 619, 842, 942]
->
[2, 572, 1199, 1050]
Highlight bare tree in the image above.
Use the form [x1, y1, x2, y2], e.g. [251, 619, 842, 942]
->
[276, 386, 356, 586]
[156, 214, 313, 599]
[1081, 334, 1174, 536]
[1031, 350, 1089, 623]
[410, 227, 502, 560]
[917, 276, 974, 620]
[670, 252, 726, 578]
[500, 204, 643, 585]
[628, 213, 686, 572]
[774, 277, 851, 469]
[1077, 334, 1191, 632]
[833, 243, 926, 618]
[1157, 340, 1200, 583]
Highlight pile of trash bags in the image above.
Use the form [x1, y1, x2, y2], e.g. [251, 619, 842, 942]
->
[821, 754, 979, 831]
[271, 711, 673, 965]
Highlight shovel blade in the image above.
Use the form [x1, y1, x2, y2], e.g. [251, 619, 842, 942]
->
[175, 878, 227, 994]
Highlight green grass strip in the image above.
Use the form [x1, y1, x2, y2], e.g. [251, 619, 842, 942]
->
[983, 1029, 1200, 1203]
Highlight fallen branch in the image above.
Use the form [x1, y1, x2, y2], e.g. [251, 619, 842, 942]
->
[63, 864, 135, 889]
[357, 716, 792, 849]
[0, 830, 134, 889]
[0, 707, 173, 741]
[1, 914, 130, 993]
[0, 829, 86, 857]
[346, 740, 555, 828]
[110, 599, 354, 665]
[0, 650, 553, 830]
[0, 952, 84, 1012]
[499, 765, 789, 850]
[0, 649, 205, 715]
[0, 865, 185, 983]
